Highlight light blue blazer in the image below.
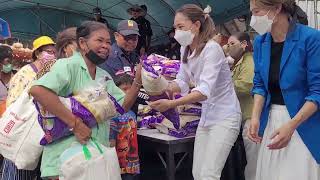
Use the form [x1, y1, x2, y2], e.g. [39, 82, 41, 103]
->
[252, 23, 320, 163]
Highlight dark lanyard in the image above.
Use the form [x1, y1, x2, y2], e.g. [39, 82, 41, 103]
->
[120, 54, 135, 68]
[29, 63, 39, 73]
[0, 79, 8, 90]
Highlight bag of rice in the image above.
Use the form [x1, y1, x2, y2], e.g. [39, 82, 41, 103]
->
[35, 83, 121, 145]
[141, 59, 181, 129]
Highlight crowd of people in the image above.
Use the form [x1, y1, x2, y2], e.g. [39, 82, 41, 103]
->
[0, 0, 319, 180]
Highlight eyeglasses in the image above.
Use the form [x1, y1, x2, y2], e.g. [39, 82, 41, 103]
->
[42, 49, 56, 54]
[121, 34, 138, 42]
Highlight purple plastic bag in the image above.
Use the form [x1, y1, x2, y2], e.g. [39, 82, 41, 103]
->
[174, 94, 183, 99]
[142, 60, 159, 78]
[107, 93, 125, 115]
[181, 106, 202, 116]
[184, 120, 200, 129]
[160, 60, 180, 78]
[148, 93, 180, 129]
[36, 97, 97, 145]
[167, 120, 199, 138]
[138, 115, 165, 129]
[143, 54, 181, 78]
[137, 108, 157, 117]
[160, 61, 180, 70]
[143, 54, 160, 65]
[36, 93, 124, 145]
[168, 129, 189, 138]
[161, 68, 178, 78]
[142, 55, 181, 129]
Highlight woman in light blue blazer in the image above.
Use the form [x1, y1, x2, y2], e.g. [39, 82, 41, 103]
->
[247, 0, 320, 179]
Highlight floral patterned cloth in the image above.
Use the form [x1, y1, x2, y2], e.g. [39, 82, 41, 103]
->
[6, 60, 57, 107]
[6, 64, 37, 107]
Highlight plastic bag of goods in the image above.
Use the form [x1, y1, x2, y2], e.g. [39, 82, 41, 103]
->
[35, 82, 119, 145]
[141, 59, 180, 129]
[0, 90, 44, 170]
[59, 138, 121, 180]
[145, 54, 180, 79]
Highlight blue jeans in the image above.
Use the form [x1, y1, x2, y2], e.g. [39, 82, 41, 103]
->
[1, 158, 41, 180]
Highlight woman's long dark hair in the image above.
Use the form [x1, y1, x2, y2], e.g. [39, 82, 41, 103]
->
[55, 27, 77, 59]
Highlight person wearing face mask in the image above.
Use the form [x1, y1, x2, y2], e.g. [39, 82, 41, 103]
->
[29, 21, 142, 179]
[2, 36, 56, 180]
[223, 34, 252, 69]
[248, 0, 320, 180]
[33, 28, 78, 81]
[0, 45, 14, 116]
[6, 36, 56, 107]
[149, 4, 241, 180]
[55, 27, 77, 59]
[226, 32, 257, 180]
[33, 28, 77, 81]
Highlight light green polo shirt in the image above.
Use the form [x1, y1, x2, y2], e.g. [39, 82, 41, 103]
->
[33, 52, 125, 178]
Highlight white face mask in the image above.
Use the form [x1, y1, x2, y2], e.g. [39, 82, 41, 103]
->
[250, 11, 275, 35]
[226, 56, 235, 66]
[174, 29, 195, 47]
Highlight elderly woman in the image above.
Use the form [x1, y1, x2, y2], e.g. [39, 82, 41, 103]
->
[29, 21, 142, 179]
[6, 36, 56, 107]
[35, 27, 78, 79]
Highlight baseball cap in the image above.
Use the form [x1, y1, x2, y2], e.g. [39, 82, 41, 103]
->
[117, 20, 140, 36]
[93, 7, 102, 15]
[140, 5, 147, 12]
[127, 4, 143, 14]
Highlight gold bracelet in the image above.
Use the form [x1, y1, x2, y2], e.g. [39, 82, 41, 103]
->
[69, 116, 78, 132]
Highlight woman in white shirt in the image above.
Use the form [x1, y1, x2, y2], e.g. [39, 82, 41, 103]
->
[149, 4, 241, 180]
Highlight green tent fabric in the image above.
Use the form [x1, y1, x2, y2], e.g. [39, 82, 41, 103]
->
[0, 0, 249, 45]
